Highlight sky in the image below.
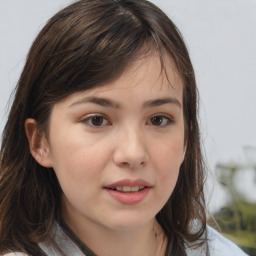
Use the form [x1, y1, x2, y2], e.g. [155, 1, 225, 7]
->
[0, 0, 256, 212]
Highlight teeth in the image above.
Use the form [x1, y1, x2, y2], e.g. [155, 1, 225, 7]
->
[115, 186, 145, 192]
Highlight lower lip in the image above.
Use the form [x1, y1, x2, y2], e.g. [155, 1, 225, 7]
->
[105, 187, 150, 205]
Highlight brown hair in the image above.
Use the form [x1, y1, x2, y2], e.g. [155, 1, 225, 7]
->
[0, 0, 208, 255]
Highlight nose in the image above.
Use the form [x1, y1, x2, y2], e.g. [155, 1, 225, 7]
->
[113, 127, 149, 169]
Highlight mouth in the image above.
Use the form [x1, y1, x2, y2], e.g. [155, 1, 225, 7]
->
[104, 179, 151, 204]
[104, 179, 152, 192]
[107, 186, 146, 193]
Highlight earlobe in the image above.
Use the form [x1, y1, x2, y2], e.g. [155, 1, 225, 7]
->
[25, 118, 52, 168]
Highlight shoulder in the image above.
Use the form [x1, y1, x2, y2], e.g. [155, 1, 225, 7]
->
[206, 226, 248, 256]
[186, 225, 248, 256]
[39, 221, 85, 256]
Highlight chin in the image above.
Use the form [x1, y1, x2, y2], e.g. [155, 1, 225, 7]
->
[103, 212, 156, 232]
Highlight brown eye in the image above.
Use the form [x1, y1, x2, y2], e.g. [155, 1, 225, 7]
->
[91, 116, 105, 126]
[147, 115, 173, 127]
[150, 116, 164, 126]
[82, 115, 110, 127]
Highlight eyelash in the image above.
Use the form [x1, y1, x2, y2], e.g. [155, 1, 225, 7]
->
[81, 114, 110, 127]
[147, 114, 174, 127]
[81, 114, 174, 128]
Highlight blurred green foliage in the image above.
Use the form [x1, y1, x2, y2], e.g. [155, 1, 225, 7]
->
[208, 162, 256, 255]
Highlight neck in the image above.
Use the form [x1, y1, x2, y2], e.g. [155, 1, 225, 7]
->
[62, 215, 167, 256]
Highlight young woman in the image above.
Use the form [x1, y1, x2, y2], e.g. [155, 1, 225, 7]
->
[0, 0, 248, 255]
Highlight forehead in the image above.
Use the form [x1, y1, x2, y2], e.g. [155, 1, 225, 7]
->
[60, 50, 184, 106]
[115, 50, 182, 89]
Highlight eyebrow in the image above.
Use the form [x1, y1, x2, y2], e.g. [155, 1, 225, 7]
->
[143, 97, 182, 108]
[69, 96, 181, 109]
[69, 96, 121, 108]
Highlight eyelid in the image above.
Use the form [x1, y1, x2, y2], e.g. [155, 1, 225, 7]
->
[80, 113, 111, 127]
[147, 114, 174, 126]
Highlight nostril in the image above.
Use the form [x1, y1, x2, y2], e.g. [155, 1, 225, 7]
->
[112, 143, 149, 168]
[119, 160, 146, 169]
[120, 162, 130, 167]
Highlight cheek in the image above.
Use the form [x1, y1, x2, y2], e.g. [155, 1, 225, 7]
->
[149, 138, 184, 213]
[50, 141, 109, 206]
[49, 132, 112, 183]
[151, 137, 184, 186]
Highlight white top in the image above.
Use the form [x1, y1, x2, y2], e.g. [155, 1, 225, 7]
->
[2, 224, 249, 256]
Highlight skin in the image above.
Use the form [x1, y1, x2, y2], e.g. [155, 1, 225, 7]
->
[26, 51, 185, 256]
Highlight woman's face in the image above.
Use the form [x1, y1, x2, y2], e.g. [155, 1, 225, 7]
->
[43, 51, 185, 234]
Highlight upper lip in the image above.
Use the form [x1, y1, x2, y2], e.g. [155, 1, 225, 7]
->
[104, 179, 152, 188]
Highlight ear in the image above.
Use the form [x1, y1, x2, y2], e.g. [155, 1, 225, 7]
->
[25, 118, 52, 167]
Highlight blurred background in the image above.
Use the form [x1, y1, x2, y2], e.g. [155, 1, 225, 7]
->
[0, 0, 255, 254]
